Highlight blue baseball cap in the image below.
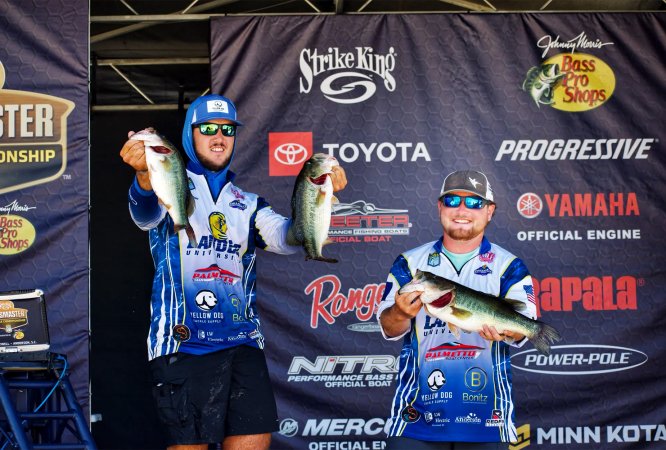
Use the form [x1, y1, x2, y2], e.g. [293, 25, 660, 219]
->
[189, 94, 243, 126]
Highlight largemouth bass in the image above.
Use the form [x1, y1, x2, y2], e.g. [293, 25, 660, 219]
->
[287, 153, 339, 263]
[131, 128, 196, 247]
[399, 269, 561, 355]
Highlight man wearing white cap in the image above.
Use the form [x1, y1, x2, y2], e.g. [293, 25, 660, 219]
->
[119, 94, 347, 450]
[377, 170, 537, 450]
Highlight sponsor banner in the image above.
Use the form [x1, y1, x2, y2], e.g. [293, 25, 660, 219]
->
[211, 13, 665, 449]
[0, 0, 89, 414]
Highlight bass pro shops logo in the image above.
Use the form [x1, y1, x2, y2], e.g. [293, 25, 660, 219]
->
[522, 32, 615, 111]
[299, 47, 397, 104]
[0, 61, 74, 194]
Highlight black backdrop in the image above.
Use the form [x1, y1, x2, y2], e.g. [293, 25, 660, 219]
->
[90, 110, 182, 449]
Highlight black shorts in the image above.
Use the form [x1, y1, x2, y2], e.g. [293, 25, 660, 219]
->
[149, 345, 278, 445]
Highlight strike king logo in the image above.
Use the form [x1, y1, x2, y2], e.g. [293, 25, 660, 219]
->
[0, 61, 74, 194]
[299, 47, 397, 104]
[330, 200, 411, 244]
[523, 32, 615, 111]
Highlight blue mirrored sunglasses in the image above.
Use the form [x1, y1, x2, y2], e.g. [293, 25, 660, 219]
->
[442, 194, 487, 209]
[197, 123, 237, 136]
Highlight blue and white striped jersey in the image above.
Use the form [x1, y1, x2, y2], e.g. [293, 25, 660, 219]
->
[129, 171, 298, 361]
[377, 237, 537, 443]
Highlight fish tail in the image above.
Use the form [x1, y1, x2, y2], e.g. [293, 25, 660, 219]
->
[531, 322, 562, 355]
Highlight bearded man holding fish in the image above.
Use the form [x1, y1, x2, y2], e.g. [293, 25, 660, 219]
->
[378, 170, 554, 450]
[119, 94, 346, 450]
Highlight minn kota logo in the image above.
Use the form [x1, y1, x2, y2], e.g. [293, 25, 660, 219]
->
[510, 424, 531, 449]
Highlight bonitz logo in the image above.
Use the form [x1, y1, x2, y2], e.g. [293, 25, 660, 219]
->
[268, 132, 313, 176]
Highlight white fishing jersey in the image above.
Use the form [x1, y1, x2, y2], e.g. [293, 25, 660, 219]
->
[130, 171, 298, 360]
[377, 237, 537, 443]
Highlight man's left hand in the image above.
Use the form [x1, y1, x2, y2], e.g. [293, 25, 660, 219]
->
[479, 325, 524, 343]
[330, 165, 347, 192]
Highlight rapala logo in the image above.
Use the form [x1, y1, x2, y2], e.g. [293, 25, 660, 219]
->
[533, 276, 639, 315]
[299, 47, 396, 104]
[512, 345, 648, 375]
[511, 423, 666, 446]
[495, 138, 654, 161]
[268, 131, 313, 176]
[329, 200, 411, 244]
[306, 275, 384, 328]
[517, 192, 639, 218]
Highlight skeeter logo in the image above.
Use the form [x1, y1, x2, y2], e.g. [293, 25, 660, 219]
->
[512, 345, 648, 375]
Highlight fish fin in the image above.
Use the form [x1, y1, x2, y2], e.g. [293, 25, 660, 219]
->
[504, 298, 527, 312]
[315, 256, 338, 263]
[286, 224, 301, 246]
[316, 189, 327, 206]
[450, 306, 473, 320]
[448, 323, 461, 339]
[531, 322, 562, 355]
[185, 224, 197, 248]
[186, 192, 195, 218]
[323, 238, 334, 246]
[332, 195, 339, 204]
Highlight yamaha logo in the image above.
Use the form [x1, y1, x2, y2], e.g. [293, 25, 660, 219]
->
[274, 143, 309, 166]
[517, 192, 543, 218]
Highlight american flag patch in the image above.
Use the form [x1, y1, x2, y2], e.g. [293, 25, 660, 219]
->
[523, 285, 536, 304]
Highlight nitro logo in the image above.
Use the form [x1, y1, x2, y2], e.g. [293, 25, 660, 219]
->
[533, 276, 638, 316]
[288, 355, 397, 375]
[299, 47, 397, 104]
[306, 275, 385, 328]
[518, 192, 639, 218]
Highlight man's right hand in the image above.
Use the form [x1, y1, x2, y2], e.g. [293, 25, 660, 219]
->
[379, 290, 423, 338]
[119, 131, 152, 190]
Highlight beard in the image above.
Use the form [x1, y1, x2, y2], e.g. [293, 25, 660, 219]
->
[443, 220, 485, 241]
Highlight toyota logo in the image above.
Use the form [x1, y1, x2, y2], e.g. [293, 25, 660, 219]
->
[274, 143, 309, 165]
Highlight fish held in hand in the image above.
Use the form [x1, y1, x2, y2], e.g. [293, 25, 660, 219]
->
[131, 128, 197, 247]
[399, 269, 561, 355]
[287, 153, 339, 263]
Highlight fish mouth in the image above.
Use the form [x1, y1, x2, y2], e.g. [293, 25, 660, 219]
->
[429, 291, 453, 308]
[308, 173, 331, 186]
[152, 145, 173, 155]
